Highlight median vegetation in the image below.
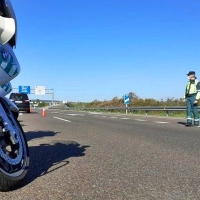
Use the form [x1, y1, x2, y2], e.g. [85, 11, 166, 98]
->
[85, 92, 185, 107]
[66, 92, 187, 117]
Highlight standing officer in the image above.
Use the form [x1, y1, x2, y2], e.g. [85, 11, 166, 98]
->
[184, 71, 200, 126]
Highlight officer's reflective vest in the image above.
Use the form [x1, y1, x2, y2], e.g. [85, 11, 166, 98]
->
[184, 79, 200, 99]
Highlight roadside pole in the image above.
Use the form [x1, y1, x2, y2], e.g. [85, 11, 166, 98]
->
[124, 94, 130, 115]
[51, 88, 54, 106]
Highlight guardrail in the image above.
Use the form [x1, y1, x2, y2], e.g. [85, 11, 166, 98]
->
[67, 106, 189, 116]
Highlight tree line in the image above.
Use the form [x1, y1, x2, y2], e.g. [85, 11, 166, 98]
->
[85, 92, 185, 107]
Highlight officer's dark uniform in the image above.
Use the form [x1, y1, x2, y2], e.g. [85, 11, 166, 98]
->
[184, 71, 200, 126]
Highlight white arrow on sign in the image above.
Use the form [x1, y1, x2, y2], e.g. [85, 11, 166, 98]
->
[125, 98, 129, 103]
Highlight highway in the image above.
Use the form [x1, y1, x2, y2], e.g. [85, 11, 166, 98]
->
[2, 110, 200, 200]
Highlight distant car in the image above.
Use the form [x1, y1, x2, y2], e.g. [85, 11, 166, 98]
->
[9, 93, 31, 113]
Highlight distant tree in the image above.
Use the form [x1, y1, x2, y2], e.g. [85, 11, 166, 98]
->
[36, 99, 40, 104]
[129, 92, 138, 102]
[111, 96, 120, 106]
[38, 101, 46, 107]
[144, 98, 158, 106]
[65, 102, 75, 107]
[112, 96, 118, 101]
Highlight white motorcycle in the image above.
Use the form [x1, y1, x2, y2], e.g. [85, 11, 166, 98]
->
[0, 0, 29, 191]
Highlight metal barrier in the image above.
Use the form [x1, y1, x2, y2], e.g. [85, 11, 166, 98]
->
[67, 106, 188, 116]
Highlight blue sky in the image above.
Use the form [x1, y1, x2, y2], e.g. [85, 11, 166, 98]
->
[9, 0, 200, 102]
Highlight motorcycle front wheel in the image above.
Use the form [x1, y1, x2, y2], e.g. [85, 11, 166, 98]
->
[0, 108, 29, 191]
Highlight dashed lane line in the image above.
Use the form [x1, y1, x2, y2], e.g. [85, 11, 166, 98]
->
[53, 112, 84, 117]
[88, 112, 102, 115]
[134, 119, 147, 122]
[89, 115, 172, 124]
[62, 113, 84, 116]
[55, 112, 174, 125]
[53, 117, 71, 123]
[155, 121, 169, 124]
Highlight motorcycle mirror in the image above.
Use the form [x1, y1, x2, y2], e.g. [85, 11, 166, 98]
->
[0, 16, 15, 45]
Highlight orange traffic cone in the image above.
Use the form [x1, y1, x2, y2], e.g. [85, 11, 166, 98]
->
[42, 108, 46, 117]
[30, 107, 32, 113]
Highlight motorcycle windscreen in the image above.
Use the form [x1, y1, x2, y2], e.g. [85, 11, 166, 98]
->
[0, 82, 12, 96]
[0, 43, 20, 85]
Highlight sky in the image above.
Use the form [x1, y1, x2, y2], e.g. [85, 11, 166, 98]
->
[8, 0, 200, 102]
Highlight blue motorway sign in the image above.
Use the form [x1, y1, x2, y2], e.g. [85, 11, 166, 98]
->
[19, 86, 31, 94]
[124, 94, 130, 104]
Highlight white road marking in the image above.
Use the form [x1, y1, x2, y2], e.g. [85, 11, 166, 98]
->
[155, 121, 169, 124]
[56, 113, 84, 117]
[88, 112, 102, 115]
[53, 117, 71, 122]
[111, 117, 118, 119]
[65, 114, 84, 116]
[135, 119, 147, 122]
[121, 118, 130, 120]
[101, 116, 107, 117]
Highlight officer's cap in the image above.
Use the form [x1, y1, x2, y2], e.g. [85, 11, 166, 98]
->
[187, 71, 196, 76]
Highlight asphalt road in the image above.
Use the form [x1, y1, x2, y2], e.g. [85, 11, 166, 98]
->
[1, 109, 200, 200]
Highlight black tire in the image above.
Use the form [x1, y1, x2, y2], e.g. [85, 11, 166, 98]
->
[0, 115, 30, 191]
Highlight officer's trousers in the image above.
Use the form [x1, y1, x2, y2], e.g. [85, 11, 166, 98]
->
[186, 95, 199, 125]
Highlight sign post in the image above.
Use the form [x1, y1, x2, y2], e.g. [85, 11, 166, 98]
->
[14, 86, 54, 105]
[124, 94, 130, 114]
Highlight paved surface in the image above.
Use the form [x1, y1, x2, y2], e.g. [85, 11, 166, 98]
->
[1, 110, 200, 199]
